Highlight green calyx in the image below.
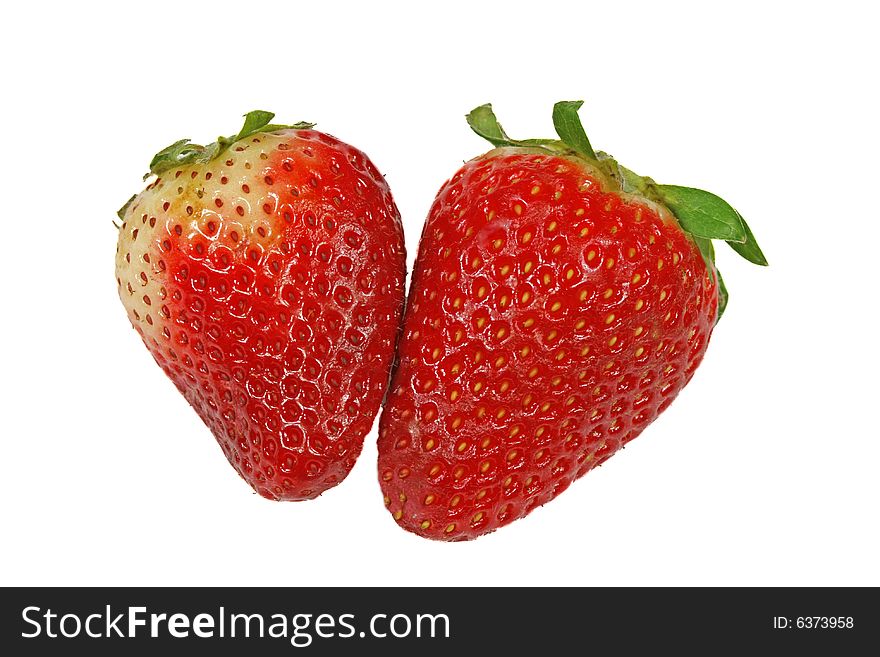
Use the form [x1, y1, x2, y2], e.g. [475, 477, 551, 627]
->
[117, 111, 313, 222]
[147, 110, 313, 178]
[466, 101, 768, 323]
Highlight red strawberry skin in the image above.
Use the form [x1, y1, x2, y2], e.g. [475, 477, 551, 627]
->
[378, 149, 716, 539]
[116, 128, 406, 501]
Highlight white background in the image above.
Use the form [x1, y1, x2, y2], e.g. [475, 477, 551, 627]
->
[2, 0, 877, 587]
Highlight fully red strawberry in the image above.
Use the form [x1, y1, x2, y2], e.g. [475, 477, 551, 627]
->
[378, 101, 766, 540]
[116, 111, 406, 501]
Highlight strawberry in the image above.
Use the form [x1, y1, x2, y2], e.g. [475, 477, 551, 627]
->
[116, 111, 406, 501]
[378, 101, 766, 540]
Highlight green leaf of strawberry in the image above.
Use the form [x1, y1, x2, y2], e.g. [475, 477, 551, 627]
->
[465, 104, 514, 147]
[233, 109, 277, 140]
[656, 185, 748, 242]
[466, 104, 564, 152]
[716, 269, 729, 319]
[116, 194, 136, 221]
[658, 186, 767, 266]
[146, 110, 315, 177]
[551, 100, 597, 159]
[727, 209, 768, 266]
[692, 235, 727, 319]
[147, 139, 202, 178]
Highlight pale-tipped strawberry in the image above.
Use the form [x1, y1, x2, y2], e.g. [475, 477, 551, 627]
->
[378, 101, 766, 540]
[116, 111, 406, 500]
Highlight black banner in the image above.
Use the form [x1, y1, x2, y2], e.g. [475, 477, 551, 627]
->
[1, 587, 876, 654]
